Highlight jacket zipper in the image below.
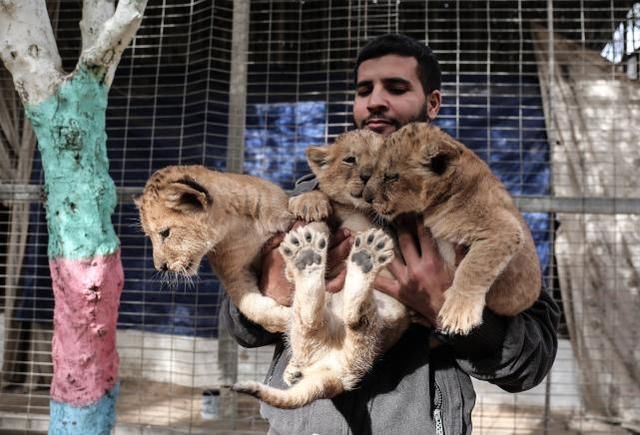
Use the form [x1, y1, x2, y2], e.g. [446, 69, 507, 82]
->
[266, 344, 284, 384]
[433, 382, 445, 435]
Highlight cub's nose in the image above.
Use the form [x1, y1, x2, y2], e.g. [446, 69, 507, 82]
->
[359, 168, 372, 184]
[363, 187, 374, 204]
[159, 263, 169, 272]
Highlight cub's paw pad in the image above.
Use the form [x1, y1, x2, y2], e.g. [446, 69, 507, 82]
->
[280, 227, 328, 272]
[283, 368, 304, 386]
[349, 229, 394, 273]
[438, 289, 485, 335]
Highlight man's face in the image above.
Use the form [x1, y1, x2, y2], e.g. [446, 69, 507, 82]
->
[353, 54, 441, 137]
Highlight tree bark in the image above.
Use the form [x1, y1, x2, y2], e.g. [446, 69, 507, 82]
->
[0, 1, 148, 433]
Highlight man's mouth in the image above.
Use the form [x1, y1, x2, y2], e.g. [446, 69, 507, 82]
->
[365, 118, 395, 132]
[364, 118, 397, 132]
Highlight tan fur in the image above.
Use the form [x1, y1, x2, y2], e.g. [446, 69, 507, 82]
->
[135, 165, 294, 333]
[364, 123, 542, 334]
[233, 130, 409, 409]
[302, 129, 410, 350]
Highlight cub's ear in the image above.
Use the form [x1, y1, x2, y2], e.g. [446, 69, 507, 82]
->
[424, 138, 462, 176]
[164, 177, 211, 213]
[306, 146, 331, 174]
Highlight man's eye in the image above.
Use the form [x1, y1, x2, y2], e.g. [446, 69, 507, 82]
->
[383, 174, 399, 183]
[356, 87, 371, 97]
[343, 155, 357, 165]
[159, 228, 170, 239]
[388, 87, 408, 95]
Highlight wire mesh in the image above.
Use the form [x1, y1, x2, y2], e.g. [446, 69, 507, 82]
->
[1, 0, 639, 434]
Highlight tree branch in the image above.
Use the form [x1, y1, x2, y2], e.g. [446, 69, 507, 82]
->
[0, 0, 64, 105]
[80, 0, 116, 53]
[80, 0, 148, 86]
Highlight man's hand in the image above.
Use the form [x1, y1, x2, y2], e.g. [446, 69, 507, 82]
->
[258, 223, 353, 306]
[374, 216, 464, 328]
[325, 228, 352, 293]
[258, 231, 294, 306]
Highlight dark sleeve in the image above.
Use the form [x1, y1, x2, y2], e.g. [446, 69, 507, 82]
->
[443, 289, 560, 392]
[219, 294, 282, 348]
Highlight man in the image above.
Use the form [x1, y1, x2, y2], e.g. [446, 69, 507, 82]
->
[221, 34, 559, 434]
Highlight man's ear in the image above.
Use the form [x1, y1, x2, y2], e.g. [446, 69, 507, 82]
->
[164, 177, 211, 213]
[426, 90, 442, 121]
[306, 146, 331, 174]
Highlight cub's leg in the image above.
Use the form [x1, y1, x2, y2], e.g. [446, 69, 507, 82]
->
[279, 222, 330, 330]
[279, 222, 330, 386]
[438, 213, 524, 335]
[337, 229, 395, 389]
[344, 229, 394, 330]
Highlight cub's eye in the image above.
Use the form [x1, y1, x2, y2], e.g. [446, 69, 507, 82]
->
[342, 155, 357, 165]
[383, 174, 399, 184]
[159, 228, 170, 239]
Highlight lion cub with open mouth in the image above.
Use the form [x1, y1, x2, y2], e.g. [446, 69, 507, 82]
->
[364, 122, 541, 335]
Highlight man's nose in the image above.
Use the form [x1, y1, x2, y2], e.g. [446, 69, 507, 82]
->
[367, 88, 387, 112]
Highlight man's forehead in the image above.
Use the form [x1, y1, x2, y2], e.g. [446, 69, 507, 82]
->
[356, 54, 420, 82]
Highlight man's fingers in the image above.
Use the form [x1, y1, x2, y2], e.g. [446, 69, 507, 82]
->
[373, 275, 403, 301]
[326, 268, 347, 293]
[327, 234, 353, 270]
[396, 224, 419, 265]
[262, 232, 285, 253]
[329, 227, 351, 248]
[416, 218, 439, 259]
[384, 256, 406, 282]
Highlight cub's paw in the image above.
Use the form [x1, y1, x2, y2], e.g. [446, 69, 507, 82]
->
[279, 226, 328, 275]
[283, 364, 304, 386]
[231, 381, 263, 399]
[437, 287, 485, 335]
[288, 191, 332, 222]
[349, 229, 394, 275]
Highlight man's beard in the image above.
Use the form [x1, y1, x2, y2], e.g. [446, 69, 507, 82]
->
[354, 102, 431, 131]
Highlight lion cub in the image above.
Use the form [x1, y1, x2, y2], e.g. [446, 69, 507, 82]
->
[233, 130, 409, 409]
[135, 165, 294, 333]
[136, 162, 400, 409]
[364, 122, 541, 334]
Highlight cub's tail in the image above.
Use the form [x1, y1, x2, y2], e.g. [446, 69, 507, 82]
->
[231, 372, 343, 409]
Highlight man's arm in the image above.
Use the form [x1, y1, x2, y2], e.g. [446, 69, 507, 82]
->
[219, 294, 281, 348]
[445, 290, 560, 392]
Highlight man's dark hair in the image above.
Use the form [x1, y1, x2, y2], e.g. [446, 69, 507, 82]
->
[354, 33, 442, 95]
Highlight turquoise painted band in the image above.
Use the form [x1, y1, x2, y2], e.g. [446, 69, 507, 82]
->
[25, 64, 119, 260]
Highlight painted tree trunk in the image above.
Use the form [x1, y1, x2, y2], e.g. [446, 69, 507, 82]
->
[0, 1, 148, 432]
[24, 64, 123, 434]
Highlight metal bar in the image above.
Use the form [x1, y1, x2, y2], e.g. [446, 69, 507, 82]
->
[515, 196, 640, 215]
[3, 184, 640, 215]
[225, 0, 250, 174]
[217, 0, 250, 423]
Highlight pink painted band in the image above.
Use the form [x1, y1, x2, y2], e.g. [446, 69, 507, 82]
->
[49, 250, 124, 406]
